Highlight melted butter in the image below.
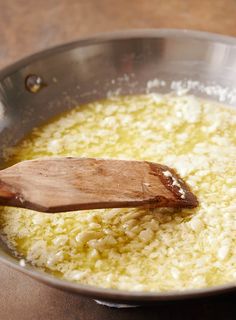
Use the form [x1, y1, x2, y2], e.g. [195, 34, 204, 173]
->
[0, 94, 235, 292]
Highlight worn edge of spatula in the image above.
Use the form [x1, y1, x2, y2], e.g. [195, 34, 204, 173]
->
[0, 157, 198, 213]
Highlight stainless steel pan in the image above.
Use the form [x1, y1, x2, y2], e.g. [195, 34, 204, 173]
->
[0, 29, 235, 304]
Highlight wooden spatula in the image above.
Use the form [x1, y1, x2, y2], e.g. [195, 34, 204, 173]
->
[0, 157, 198, 213]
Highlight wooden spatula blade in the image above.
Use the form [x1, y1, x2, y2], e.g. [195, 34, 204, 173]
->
[0, 157, 198, 213]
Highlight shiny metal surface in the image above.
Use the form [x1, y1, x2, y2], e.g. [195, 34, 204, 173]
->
[0, 29, 235, 303]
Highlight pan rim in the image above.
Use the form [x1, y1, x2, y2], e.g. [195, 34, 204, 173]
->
[1, 28, 236, 80]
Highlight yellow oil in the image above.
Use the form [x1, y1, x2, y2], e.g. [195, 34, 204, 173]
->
[0, 94, 235, 291]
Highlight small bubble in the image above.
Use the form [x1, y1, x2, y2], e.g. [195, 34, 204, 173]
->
[25, 74, 46, 93]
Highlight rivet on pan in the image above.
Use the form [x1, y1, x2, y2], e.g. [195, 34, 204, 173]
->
[25, 74, 46, 93]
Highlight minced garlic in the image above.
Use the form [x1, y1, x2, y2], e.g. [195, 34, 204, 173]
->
[0, 94, 235, 292]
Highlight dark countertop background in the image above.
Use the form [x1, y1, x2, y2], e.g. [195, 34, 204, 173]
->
[0, 1, 235, 319]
